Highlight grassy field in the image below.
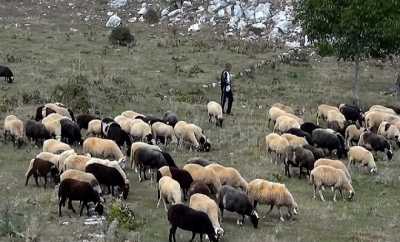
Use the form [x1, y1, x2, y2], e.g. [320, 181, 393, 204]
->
[1, 1, 400, 241]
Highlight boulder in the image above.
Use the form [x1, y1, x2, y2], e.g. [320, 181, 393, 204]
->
[106, 15, 121, 28]
[109, 0, 127, 8]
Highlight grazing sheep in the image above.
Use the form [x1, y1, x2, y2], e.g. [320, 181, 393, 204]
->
[58, 179, 104, 217]
[312, 128, 346, 159]
[134, 147, 177, 182]
[369, 105, 396, 115]
[134, 115, 163, 125]
[207, 101, 224, 127]
[42, 113, 67, 139]
[104, 122, 132, 156]
[317, 104, 339, 125]
[87, 119, 102, 137]
[152, 121, 176, 145]
[0, 65, 14, 83]
[300, 122, 321, 135]
[327, 110, 347, 133]
[63, 154, 91, 172]
[158, 176, 182, 211]
[36, 149, 75, 171]
[285, 146, 315, 178]
[364, 111, 396, 132]
[183, 163, 222, 195]
[60, 118, 82, 145]
[272, 103, 294, 114]
[358, 131, 393, 160]
[157, 166, 193, 200]
[186, 157, 214, 167]
[339, 104, 364, 126]
[247, 179, 298, 222]
[265, 133, 289, 163]
[163, 111, 179, 127]
[25, 120, 51, 146]
[85, 158, 130, 199]
[348, 146, 377, 173]
[174, 121, 211, 152]
[377, 121, 400, 145]
[268, 107, 301, 127]
[314, 158, 351, 180]
[303, 144, 325, 160]
[130, 119, 153, 144]
[205, 164, 248, 191]
[121, 110, 144, 119]
[76, 114, 98, 130]
[217, 185, 259, 228]
[190, 193, 224, 237]
[43, 139, 71, 154]
[274, 115, 301, 134]
[310, 165, 354, 202]
[345, 124, 365, 148]
[114, 115, 135, 134]
[100, 117, 115, 137]
[282, 133, 308, 147]
[60, 169, 101, 193]
[168, 204, 218, 242]
[188, 181, 212, 199]
[44, 103, 75, 121]
[4, 115, 24, 147]
[130, 142, 161, 171]
[25, 158, 60, 188]
[285, 128, 313, 144]
[82, 137, 127, 166]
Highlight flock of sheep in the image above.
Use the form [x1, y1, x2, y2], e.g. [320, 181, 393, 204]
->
[2, 100, 400, 242]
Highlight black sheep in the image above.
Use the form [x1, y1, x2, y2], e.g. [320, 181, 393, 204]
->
[85, 161, 129, 199]
[359, 131, 393, 160]
[58, 179, 104, 217]
[300, 122, 321, 135]
[134, 147, 177, 182]
[188, 181, 213, 199]
[157, 166, 193, 200]
[34, 105, 56, 121]
[135, 115, 164, 125]
[339, 104, 364, 125]
[0, 65, 14, 83]
[168, 204, 218, 242]
[285, 146, 316, 178]
[312, 128, 346, 159]
[76, 114, 99, 130]
[217, 185, 259, 228]
[25, 120, 51, 146]
[100, 117, 115, 136]
[163, 111, 179, 127]
[60, 119, 82, 145]
[25, 158, 60, 188]
[105, 122, 132, 156]
[303, 144, 325, 160]
[185, 157, 213, 167]
[285, 128, 313, 144]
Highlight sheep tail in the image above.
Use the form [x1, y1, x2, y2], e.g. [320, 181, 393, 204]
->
[25, 159, 35, 177]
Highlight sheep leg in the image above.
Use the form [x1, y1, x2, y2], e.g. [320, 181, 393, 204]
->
[318, 188, 325, 202]
[169, 226, 177, 242]
[79, 201, 86, 216]
[253, 200, 258, 209]
[44, 175, 47, 189]
[156, 197, 161, 208]
[59, 196, 66, 217]
[333, 189, 337, 202]
[34, 174, 39, 187]
[313, 185, 317, 199]
[189, 232, 196, 242]
[339, 189, 344, 199]
[279, 207, 285, 222]
[25, 170, 33, 186]
[68, 199, 76, 213]
[266, 204, 274, 214]
[199, 233, 203, 242]
[162, 197, 168, 212]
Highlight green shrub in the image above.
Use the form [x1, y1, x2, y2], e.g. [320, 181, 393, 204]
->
[144, 8, 160, 24]
[109, 26, 135, 47]
[107, 200, 141, 231]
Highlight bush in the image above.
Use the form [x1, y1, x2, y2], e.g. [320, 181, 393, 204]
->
[50, 75, 91, 113]
[107, 200, 140, 231]
[109, 26, 135, 47]
[144, 8, 160, 24]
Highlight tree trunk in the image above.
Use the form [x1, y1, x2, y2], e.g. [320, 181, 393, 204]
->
[352, 57, 360, 106]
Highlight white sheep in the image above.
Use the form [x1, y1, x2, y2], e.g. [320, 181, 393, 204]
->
[317, 104, 339, 125]
[152, 121, 176, 145]
[63, 154, 92, 172]
[273, 115, 301, 134]
[377, 121, 400, 144]
[265, 133, 289, 163]
[114, 115, 136, 134]
[348, 146, 377, 174]
[205, 164, 248, 191]
[42, 139, 71, 154]
[157, 176, 182, 211]
[189, 193, 224, 237]
[247, 179, 298, 222]
[130, 119, 153, 143]
[207, 101, 223, 127]
[310, 165, 354, 202]
[44, 103, 73, 120]
[3, 115, 24, 147]
[174, 121, 209, 151]
[327, 110, 346, 131]
[281, 133, 308, 147]
[369, 105, 396, 115]
[314, 158, 351, 181]
[86, 119, 102, 137]
[183, 163, 221, 194]
[121, 110, 144, 119]
[272, 103, 294, 114]
[345, 124, 365, 148]
[82, 137, 126, 167]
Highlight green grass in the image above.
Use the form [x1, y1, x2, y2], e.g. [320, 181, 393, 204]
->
[1, 3, 400, 241]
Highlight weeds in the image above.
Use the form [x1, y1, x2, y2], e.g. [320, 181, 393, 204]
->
[109, 26, 135, 47]
[107, 199, 141, 231]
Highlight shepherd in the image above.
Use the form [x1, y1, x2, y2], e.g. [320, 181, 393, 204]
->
[220, 63, 234, 115]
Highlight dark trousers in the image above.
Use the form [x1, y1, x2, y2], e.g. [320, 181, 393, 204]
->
[221, 91, 233, 114]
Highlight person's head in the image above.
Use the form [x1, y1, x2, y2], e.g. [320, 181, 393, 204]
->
[225, 63, 232, 72]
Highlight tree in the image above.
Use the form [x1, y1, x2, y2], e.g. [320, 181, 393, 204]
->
[296, 0, 400, 106]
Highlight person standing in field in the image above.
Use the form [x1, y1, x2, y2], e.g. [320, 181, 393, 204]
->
[220, 63, 234, 114]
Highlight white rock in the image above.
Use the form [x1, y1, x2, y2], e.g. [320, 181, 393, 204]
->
[107, 11, 114, 16]
[197, 6, 204, 12]
[139, 16, 144, 22]
[237, 19, 247, 31]
[105, 15, 121, 28]
[141, 2, 147, 8]
[214, 0, 228, 9]
[285, 41, 300, 49]
[128, 17, 137, 23]
[217, 8, 225, 17]
[244, 7, 255, 20]
[168, 9, 182, 17]
[138, 7, 147, 15]
[233, 4, 243, 17]
[208, 5, 217, 13]
[228, 16, 239, 28]
[225, 5, 232, 16]
[161, 8, 169, 16]
[251, 23, 266, 29]
[182, 1, 192, 8]
[272, 6, 293, 34]
[109, 0, 127, 8]
[188, 23, 200, 32]
[254, 3, 270, 23]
